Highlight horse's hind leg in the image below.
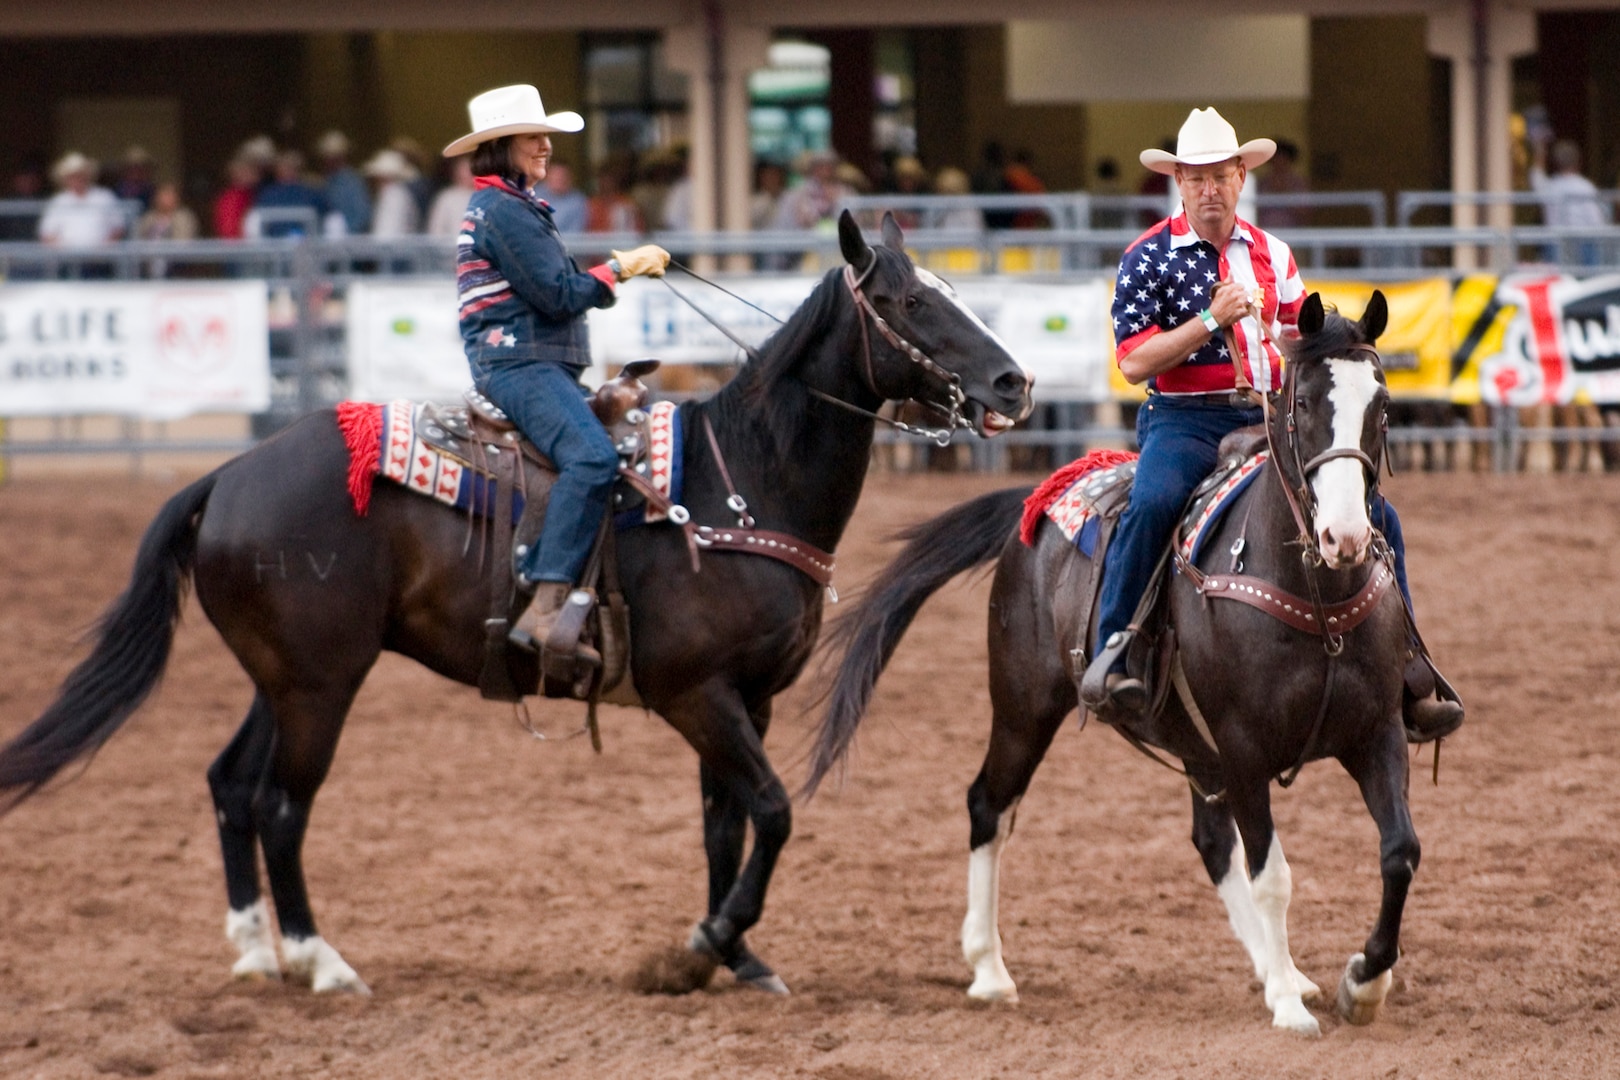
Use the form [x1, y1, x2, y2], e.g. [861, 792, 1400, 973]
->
[963, 572, 1073, 1004]
[1336, 727, 1419, 1025]
[1226, 783, 1319, 1035]
[1189, 788, 1318, 1001]
[207, 696, 280, 980]
[697, 703, 779, 989]
[252, 683, 370, 994]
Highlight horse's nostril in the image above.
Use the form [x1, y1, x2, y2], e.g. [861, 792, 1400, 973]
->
[994, 372, 1027, 398]
[1321, 528, 1336, 549]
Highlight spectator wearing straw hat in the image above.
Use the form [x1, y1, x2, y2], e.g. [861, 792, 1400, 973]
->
[363, 148, 421, 236]
[248, 150, 326, 239]
[38, 152, 124, 247]
[446, 83, 669, 655]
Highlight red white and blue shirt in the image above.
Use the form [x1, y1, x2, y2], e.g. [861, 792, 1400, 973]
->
[1112, 213, 1305, 395]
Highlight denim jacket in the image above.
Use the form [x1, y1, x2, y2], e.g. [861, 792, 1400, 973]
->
[457, 176, 615, 378]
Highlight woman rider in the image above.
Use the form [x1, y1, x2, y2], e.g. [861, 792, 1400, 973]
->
[444, 84, 670, 654]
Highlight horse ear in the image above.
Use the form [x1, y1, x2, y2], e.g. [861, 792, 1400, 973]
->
[838, 210, 871, 270]
[880, 211, 905, 251]
[1360, 289, 1389, 344]
[1297, 292, 1325, 336]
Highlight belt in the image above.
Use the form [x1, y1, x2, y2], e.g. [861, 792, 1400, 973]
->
[1151, 391, 1262, 408]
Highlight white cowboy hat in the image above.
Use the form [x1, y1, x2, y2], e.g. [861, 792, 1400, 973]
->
[442, 84, 583, 157]
[362, 148, 418, 181]
[51, 151, 97, 182]
[1140, 107, 1276, 175]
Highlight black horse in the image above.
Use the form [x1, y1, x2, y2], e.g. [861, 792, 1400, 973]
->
[809, 293, 1421, 1034]
[0, 211, 1031, 996]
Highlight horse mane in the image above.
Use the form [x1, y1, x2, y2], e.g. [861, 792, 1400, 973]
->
[1287, 306, 1370, 368]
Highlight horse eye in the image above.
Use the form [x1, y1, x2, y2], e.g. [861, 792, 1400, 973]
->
[904, 293, 920, 310]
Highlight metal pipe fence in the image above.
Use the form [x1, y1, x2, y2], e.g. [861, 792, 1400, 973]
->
[1, 215, 1618, 475]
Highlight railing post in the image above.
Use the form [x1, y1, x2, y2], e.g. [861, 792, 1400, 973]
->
[293, 240, 322, 420]
[1492, 404, 1515, 473]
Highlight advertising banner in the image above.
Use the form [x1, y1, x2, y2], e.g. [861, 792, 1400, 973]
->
[347, 275, 1119, 403]
[1472, 272, 1620, 406]
[0, 281, 270, 419]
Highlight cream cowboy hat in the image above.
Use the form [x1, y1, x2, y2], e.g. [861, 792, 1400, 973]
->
[442, 85, 583, 157]
[51, 151, 97, 182]
[362, 148, 419, 181]
[1139, 107, 1276, 175]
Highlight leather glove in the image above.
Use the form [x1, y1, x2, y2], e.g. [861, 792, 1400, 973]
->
[610, 245, 671, 281]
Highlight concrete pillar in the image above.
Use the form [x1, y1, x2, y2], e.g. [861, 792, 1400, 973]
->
[1427, 1, 1536, 265]
[665, 12, 770, 252]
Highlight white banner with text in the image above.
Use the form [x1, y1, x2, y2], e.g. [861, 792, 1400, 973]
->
[0, 281, 270, 419]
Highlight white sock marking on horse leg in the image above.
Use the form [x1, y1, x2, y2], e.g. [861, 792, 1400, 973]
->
[1336, 951, 1394, 1025]
[225, 900, 281, 980]
[1250, 833, 1319, 1034]
[963, 799, 1020, 1002]
[1312, 359, 1381, 565]
[1213, 828, 1269, 982]
[282, 935, 370, 995]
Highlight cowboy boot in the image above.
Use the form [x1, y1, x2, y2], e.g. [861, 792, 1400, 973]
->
[1401, 652, 1464, 744]
[1100, 671, 1149, 721]
[509, 581, 572, 654]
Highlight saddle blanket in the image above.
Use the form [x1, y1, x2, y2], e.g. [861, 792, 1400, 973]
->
[333, 398, 682, 522]
[1021, 448, 1268, 563]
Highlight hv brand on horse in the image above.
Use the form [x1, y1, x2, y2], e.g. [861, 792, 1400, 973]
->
[807, 111, 1463, 1034]
[0, 86, 1033, 997]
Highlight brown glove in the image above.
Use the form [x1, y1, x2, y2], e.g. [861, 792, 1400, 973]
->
[610, 245, 671, 281]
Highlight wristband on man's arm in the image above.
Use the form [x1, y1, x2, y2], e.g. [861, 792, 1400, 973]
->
[1198, 308, 1220, 334]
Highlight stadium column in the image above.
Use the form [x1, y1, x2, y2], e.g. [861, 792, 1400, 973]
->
[1427, 2, 1536, 270]
[665, 13, 771, 274]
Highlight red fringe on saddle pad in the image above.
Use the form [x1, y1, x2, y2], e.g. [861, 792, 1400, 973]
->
[1019, 448, 1139, 547]
[335, 401, 384, 517]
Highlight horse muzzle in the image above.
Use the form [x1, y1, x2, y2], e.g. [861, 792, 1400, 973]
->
[1316, 522, 1373, 569]
[968, 371, 1034, 437]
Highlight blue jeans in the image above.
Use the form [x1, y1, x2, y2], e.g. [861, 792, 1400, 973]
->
[476, 360, 618, 585]
[1095, 395, 1412, 667]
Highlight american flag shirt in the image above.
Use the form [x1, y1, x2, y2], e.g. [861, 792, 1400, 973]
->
[1113, 213, 1305, 395]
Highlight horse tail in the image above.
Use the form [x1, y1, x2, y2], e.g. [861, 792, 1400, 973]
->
[802, 485, 1031, 798]
[0, 471, 218, 812]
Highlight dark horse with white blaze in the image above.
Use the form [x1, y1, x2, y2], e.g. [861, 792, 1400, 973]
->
[0, 211, 1031, 996]
[809, 293, 1422, 1034]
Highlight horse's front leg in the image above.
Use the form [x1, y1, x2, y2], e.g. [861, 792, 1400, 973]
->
[676, 682, 793, 994]
[1189, 784, 1319, 1002]
[1336, 724, 1419, 1025]
[1226, 780, 1319, 1035]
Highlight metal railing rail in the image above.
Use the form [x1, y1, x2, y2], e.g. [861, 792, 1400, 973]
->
[1396, 188, 1620, 226]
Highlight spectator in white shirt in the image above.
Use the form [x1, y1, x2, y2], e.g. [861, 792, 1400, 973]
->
[426, 155, 476, 236]
[38, 152, 126, 247]
[363, 149, 422, 236]
[1530, 138, 1610, 266]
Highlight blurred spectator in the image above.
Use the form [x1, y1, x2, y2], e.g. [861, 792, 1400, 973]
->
[1138, 134, 1175, 226]
[774, 150, 850, 231]
[212, 156, 261, 239]
[237, 135, 277, 173]
[316, 129, 370, 235]
[1092, 157, 1127, 229]
[389, 136, 435, 222]
[836, 160, 872, 195]
[933, 167, 983, 230]
[539, 160, 589, 233]
[247, 150, 326, 239]
[749, 161, 788, 230]
[1530, 137, 1609, 265]
[113, 146, 157, 211]
[426, 155, 475, 236]
[663, 157, 693, 232]
[0, 160, 47, 241]
[134, 181, 200, 240]
[1257, 139, 1309, 230]
[363, 148, 421, 236]
[885, 156, 928, 229]
[1004, 149, 1049, 228]
[973, 141, 1014, 228]
[586, 164, 642, 233]
[38, 151, 124, 247]
[631, 146, 682, 232]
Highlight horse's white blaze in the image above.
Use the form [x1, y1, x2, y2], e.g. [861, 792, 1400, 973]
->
[225, 900, 281, 980]
[1250, 833, 1320, 1035]
[282, 935, 371, 995]
[963, 799, 1020, 1002]
[914, 266, 1035, 396]
[1311, 358, 1381, 568]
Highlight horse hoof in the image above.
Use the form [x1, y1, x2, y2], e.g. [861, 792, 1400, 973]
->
[1336, 953, 1392, 1026]
[966, 977, 1019, 1004]
[730, 947, 790, 995]
[282, 936, 370, 995]
[314, 971, 372, 996]
[1271, 996, 1320, 1036]
[230, 946, 282, 982]
[740, 970, 790, 995]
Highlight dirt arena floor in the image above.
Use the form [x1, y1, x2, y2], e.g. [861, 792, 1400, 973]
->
[1, 465, 1617, 1079]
